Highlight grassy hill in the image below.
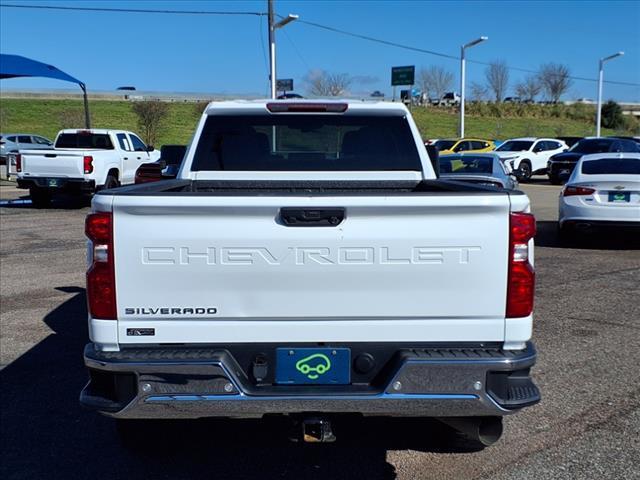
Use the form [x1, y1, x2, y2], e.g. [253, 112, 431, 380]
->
[1, 98, 635, 147]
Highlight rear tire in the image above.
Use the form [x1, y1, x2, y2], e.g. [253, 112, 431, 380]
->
[549, 174, 562, 185]
[517, 161, 532, 182]
[103, 174, 119, 190]
[558, 222, 575, 246]
[29, 188, 52, 208]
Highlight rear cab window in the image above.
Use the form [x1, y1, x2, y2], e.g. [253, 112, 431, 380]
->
[582, 158, 640, 175]
[55, 132, 114, 149]
[191, 113, 421, 171]
[570, 139, 613, 154]
[439, 156, 494, 174]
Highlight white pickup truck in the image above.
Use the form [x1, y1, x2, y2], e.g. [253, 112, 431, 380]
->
[80, 100, 539, 446]
[16, 129, 160, 207]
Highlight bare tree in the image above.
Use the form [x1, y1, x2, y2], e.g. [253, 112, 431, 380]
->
[515, 74, 542, 102]
[538, 63, 572, 103]
[469, 81, 489, 101]
[131, 100, 170, 146]
[305, 70, 352, 97]
[418, 65, 454, 100]
[485, 60, 509, 102]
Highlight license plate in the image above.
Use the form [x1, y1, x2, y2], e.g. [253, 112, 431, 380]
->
[275, 348, 350, 385]
[47, 178, 60, 187]
[608, 192, 630, 203]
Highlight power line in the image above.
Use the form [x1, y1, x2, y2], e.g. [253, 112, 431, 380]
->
[2, 3, 638, 88]
[294, 19, 459, 61]
[0, 3, 266, 16]
[295, 18, 640, 88]
[280, 28, 312, 71]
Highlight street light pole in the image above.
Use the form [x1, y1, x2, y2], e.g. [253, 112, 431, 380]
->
[596, 51, 624, 137]
[267, 0, 298, 99]
[459, 36, 488, 138]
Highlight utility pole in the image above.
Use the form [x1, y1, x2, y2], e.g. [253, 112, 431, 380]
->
[267, 0, 298, 99]
[268, 0, 276, 99]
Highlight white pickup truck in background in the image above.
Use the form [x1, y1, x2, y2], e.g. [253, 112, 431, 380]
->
[80, 100, 539, 446]
[16, 129, 159, 207]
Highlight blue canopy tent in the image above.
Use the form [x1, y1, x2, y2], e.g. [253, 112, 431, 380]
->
[0, 54, 91, 127]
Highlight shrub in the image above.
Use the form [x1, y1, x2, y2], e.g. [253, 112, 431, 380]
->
[58, 109, 85, 129]
[601, 101, 625, 129]
[131, 100, 170, 146]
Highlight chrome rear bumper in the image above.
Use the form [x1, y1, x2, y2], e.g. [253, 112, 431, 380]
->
[81, 342, 539, 419]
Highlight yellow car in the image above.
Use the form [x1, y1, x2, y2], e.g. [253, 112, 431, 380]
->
[434, 138, 496, 155]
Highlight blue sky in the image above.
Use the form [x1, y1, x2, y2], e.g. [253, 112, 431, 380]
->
[1, 0, 639, 101]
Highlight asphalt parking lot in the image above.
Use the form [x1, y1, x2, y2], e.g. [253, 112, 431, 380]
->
[1, 179, 639, 480]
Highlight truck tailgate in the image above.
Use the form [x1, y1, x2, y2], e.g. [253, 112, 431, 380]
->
[112, 194, 511, 344]
[21, 150, 85, 177]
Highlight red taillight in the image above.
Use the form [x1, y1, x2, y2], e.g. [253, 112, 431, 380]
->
[507, 212, 536, 318]
[562, 186, 595, 197]
[15, 154, 22, 172]
[83, 155, 93, 174]
[266, 102, 348, 113]
[85, 212, 116, 319]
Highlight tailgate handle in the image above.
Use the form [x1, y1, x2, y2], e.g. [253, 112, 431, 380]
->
[280, 208, 345, 227]
[44, 154, 57, 158]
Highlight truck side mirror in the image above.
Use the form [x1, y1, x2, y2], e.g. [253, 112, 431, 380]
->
[135, 162, 163, 184]
[425, 145, 440, 177]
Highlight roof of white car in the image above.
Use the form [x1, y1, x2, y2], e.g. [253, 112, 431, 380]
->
[503, 137, 561, 142]
[58, 129, 131, 134]
[204, 99, 408, 115]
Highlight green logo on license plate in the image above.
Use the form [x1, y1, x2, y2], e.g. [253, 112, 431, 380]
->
[295, 353, 332, 379]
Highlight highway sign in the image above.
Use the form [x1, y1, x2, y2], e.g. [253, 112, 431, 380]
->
[391, 66, 415, 86]
[277, 79, 294, 92]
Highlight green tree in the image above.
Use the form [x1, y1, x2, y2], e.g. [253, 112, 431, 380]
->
[600, 100, 624, 129]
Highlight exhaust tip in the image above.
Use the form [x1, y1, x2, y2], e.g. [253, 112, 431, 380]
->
[477, 416, 503, 446]
[438, 416, 503, 447]
[574, 222, 593, 230]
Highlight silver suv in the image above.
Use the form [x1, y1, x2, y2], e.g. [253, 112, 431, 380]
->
[0, 133, 53, 178]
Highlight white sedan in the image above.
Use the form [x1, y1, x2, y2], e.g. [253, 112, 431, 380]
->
[558, 153, 640, 237]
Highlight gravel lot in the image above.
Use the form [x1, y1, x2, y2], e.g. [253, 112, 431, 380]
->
[1, 179, 639, 480]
